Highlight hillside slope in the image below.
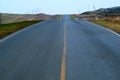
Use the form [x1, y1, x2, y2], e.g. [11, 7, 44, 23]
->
[0, 13, 53, 24]
[81, 6, 120, 17]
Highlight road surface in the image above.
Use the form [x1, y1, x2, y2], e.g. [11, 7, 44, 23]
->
[0, 15, 120, 80]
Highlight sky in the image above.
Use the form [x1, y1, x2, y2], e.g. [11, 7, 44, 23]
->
[0, 0, 120, 14]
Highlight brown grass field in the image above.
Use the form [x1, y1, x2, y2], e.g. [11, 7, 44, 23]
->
[90, 20, 120, 34]
[0, 20, 42, 38]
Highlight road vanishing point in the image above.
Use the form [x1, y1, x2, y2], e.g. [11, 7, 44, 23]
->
[0, 15, 120, 80]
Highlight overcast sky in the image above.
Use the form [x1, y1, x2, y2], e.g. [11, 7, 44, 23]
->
[0, 0, 119, 14]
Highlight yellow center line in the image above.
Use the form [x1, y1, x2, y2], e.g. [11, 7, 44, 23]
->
[60, 23, 66, 80]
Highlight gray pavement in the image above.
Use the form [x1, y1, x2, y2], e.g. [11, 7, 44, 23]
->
[0, 15, 120, 80]
[0, 20, 64, 80]
[66, 18, 120, 80]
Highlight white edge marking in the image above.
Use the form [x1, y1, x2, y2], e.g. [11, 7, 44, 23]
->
[88, 20, 120, 37]
[76, 20, 120, 37]
[105, 28, 120, 37]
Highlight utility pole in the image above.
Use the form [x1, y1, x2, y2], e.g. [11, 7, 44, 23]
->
[31, 10, 34, 14]
[78, 10, 80, 14]
[93, 5, 96, 10]
[88, 5, 90, 11]
[92, 0, 96, 11]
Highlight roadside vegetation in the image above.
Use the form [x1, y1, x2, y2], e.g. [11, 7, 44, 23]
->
[0, 20, 42, 38]
[90, 20, 120, 33]
[70, 15, 76, 20]
[79, 6, 120, 34]
[57, 15, 62, 20]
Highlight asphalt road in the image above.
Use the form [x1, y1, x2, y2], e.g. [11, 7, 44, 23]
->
[0, 15, 120, 80]
[0, 20, 64, 80]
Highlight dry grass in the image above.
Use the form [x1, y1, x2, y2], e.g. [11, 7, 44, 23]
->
[57, 15, 62, 20]
[90, 20, 120, 33]
[70, 15, 76, 20]
[0, 20, 42, 38]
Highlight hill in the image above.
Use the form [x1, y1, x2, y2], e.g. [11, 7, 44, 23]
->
[0, 13, 54, 24]
[81, 6, 120, 17]
[76, 6, 120, 22]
